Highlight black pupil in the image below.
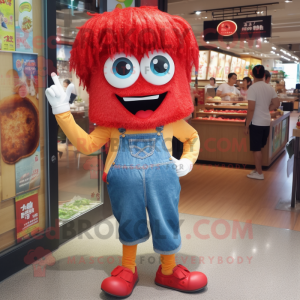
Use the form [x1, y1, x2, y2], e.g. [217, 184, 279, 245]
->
[116, 61, 130, 76]
[153, 56, 169, 73]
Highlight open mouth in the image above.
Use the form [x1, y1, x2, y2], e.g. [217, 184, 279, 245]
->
[115, 92, 167, 119]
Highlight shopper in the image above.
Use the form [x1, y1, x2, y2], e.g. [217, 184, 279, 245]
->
[265, 70, 271, 84]
[205, 77, 218, 93]
[216, 73, 240, 100]
[244, 65, 280, 180]
[63, 79, 77, 104]
[240, 77, 252, 98]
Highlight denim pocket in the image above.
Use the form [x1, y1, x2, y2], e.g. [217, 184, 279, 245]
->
[129, 138, 156, 160]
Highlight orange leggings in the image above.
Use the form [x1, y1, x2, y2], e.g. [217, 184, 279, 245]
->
[122, 245, 176, 275]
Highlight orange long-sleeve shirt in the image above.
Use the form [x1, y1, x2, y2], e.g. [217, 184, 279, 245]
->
[56, 112, 200, 177]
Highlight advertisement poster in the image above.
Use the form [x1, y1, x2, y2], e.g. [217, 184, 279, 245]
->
[223, 55, 232, 80]
[12, 52, 40, 194]
[240, 60, 246, 79]
[272, 122, 282, 154]
[244, 61, 250, 77]
[198, 51, 209, 80]
[57, 44, 72, 61]
[107, 0, 135, 12]
[235, 58, 242, 76]
[15, 0, 33, 52]
[207, 51, 218, 79]
[230, 57, 237, 73]
[15, 189, 40, 243]
[0, 0, 15, 51]
[13, 52, 38, 99]
[216, 53, 225, 80]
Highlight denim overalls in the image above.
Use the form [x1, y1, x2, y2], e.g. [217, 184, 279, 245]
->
[107, 126, 181, 254]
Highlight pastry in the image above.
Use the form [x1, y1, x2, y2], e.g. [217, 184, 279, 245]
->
[0, 95, 39, 164]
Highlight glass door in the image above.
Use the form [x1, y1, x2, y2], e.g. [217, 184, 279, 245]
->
[55, 1, 112, 244]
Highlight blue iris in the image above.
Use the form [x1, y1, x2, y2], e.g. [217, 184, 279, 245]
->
[113, 58, 133, 79]
[150, 56, 170, 76]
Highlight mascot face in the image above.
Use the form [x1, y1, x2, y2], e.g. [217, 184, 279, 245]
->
[70, 7, 199, 129]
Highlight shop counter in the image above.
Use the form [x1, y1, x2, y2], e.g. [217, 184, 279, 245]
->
[191, 112, 290, 167]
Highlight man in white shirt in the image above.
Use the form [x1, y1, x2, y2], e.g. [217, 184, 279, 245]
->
[216, 73, 240, 101]
[244, 65, 280, 180]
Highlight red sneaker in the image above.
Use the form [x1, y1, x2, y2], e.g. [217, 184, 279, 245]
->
[155, 264, 207, 293]
[101, 266, 139, 298]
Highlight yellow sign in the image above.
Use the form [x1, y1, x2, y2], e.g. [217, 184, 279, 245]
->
[0, 0, 15, 51]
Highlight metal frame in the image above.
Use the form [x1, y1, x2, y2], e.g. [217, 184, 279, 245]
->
[194, 2, 279, 19]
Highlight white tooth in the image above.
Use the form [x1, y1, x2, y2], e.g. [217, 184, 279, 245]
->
[123, 95, 159, 102]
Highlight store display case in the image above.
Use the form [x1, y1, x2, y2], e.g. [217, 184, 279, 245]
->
[191, 97, 289, 167]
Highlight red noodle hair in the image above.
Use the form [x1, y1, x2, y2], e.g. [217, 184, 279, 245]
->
[70, 6, 199, 91]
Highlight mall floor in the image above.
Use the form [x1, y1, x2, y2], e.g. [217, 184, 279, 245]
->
[1, 112, 300, 299]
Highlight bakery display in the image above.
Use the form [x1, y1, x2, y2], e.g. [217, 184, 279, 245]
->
[0, 95, 39, 164]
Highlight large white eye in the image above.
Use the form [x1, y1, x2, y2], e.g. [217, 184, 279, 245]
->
[104, 53, 140, 89]
[140, 50, 175, 86]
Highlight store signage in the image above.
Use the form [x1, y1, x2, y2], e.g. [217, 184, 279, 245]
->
[217, 20, 237, 36]
[15, 189, 40, 243]
[204, 16, 272, 41]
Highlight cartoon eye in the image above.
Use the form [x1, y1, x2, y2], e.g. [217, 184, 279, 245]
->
[140, 50, 175, 86]
[104, 53, 140, 88]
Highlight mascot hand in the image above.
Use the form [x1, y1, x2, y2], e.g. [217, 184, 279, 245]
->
[171, 157, 193, 177]
[45, 72, 70, 115]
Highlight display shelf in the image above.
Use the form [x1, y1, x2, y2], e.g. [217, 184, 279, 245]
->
[197, 110, 279, 118]
[206, 99, 248, 104]
[205, 104, 248, 109]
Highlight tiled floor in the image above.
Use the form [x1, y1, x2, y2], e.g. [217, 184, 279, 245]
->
[1, 214, 300, 300]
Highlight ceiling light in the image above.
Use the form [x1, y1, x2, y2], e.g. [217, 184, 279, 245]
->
[261, 11, 263, 14]
[206, 41, 209, 44]
[256, 45, 259, 48]
[205, 17, 207, 18]
[264, 39, 268, 43]
[277, 53, 280, 56]
[257, 11, 260, 14]
[271, 51, 275, 54]
[195, 11, 201, 15]
[285, 0, 292, 3]
[217, 47, 219, 48]
[244, 40, 247, 43]
[56, 37, 60, 42]
[202, 35, 204, 38]
[272, 47, 276, 50]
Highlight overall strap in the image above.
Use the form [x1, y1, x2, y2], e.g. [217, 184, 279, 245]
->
[156, 126, 164, 133]
[118, 128, 126, 134]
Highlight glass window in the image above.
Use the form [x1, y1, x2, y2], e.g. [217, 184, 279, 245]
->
[56, 1, 104, 227]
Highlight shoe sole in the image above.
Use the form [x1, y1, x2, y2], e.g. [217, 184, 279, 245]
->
[101, 278, 139, 299]
[247, 175, 264, 180]
[154, 281, 207, 293]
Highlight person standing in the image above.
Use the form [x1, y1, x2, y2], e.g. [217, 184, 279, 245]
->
[63, 79, 77, 104]
[216, 73, 240, 100]
[205, 77, 218, 93]
[244, 65, 280, 180]
[240, 77, 252, 98]
[264, 70, 271, 84]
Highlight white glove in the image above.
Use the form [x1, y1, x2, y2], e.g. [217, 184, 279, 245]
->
[45, 72, 71, 115]
[171, 156, 193, 177]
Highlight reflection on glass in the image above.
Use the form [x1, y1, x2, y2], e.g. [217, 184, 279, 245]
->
[56, 2, 104, 227]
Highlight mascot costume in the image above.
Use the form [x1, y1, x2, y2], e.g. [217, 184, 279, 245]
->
[46, 6, 207, 298]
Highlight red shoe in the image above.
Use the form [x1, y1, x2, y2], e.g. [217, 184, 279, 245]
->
[155, 264, 207, 293]
[101, 266, 139, 298]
